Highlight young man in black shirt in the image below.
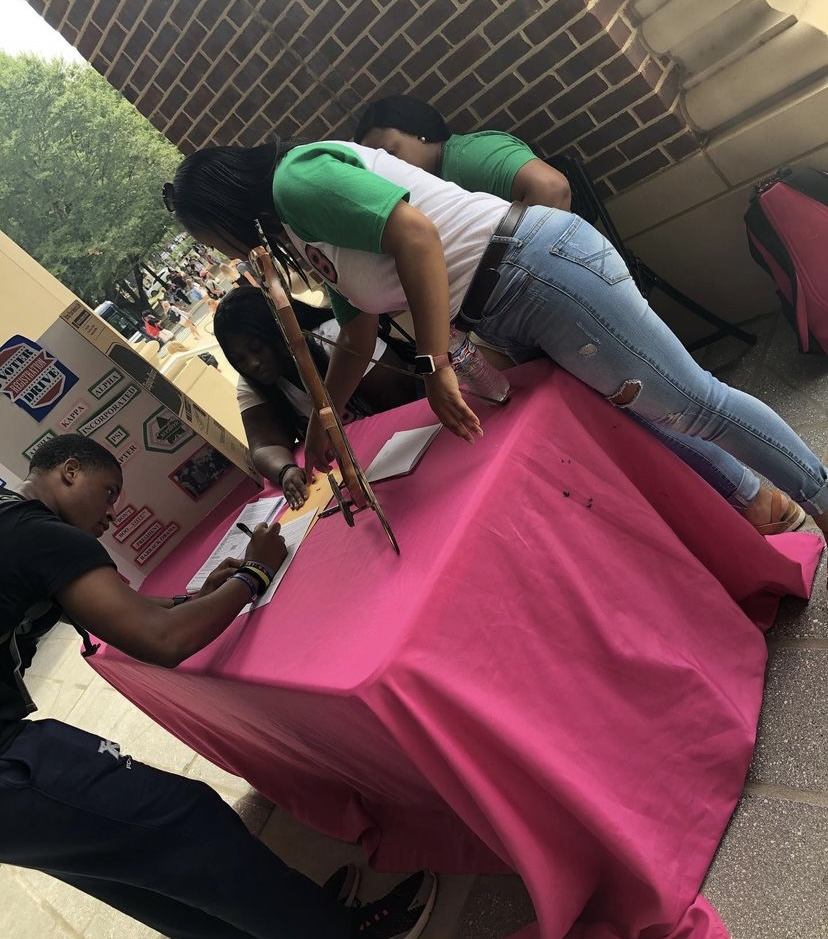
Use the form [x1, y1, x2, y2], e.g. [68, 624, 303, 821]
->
[0, 434, 436, 939]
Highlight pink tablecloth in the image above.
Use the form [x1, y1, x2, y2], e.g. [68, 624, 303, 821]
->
[90, 361, 822, 939]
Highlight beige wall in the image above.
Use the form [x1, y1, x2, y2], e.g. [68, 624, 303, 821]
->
[0, 230, 76, 345]
[606, 2, 828, 342]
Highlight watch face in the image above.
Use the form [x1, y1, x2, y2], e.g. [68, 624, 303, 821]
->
[413, 355, 434, 375]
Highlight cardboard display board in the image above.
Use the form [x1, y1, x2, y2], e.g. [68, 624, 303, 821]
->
[0, 319, 251, 586]
[60, 300, 258, 481]
[0, 230, 76, 345]
[0, 231, 265, 587]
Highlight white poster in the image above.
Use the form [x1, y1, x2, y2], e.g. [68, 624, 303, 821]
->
[0, 320, 248, 586]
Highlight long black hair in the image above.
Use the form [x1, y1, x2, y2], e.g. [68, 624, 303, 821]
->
[214, 287, 371, 443]
[166, 141, 303, 275]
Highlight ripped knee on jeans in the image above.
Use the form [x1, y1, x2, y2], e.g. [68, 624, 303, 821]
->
[607, 379, 642, 407]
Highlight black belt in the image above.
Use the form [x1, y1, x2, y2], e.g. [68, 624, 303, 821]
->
[454, 201, 526, 333]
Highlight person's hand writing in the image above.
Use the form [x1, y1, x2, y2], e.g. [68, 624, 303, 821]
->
[303, 412, 336, 476]
[281, 465, 310, 510]
[424, 368, 482, 442]
[245, 522, 287, 572]
[196, 556, 242, 597]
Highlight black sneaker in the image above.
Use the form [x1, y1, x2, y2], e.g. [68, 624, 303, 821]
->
[351, 870, 437, 939]
[323, 863, 361, 907]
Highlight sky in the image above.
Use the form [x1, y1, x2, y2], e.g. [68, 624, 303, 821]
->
[0, 0, 84, 62]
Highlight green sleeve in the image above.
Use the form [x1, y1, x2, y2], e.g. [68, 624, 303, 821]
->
[325, 286, 362, 326]
[442, 132, 536, 201]
[274, 143, 409, 253]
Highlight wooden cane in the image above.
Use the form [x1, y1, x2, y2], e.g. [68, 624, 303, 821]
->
[248, 241, 399, 554]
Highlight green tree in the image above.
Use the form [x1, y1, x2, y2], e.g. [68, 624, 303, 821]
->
[0, 53, 182, 309]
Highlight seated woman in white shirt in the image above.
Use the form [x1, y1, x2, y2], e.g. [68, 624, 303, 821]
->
[215, 286, 419, 508]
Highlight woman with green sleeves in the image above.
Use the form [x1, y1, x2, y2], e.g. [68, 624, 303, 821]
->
[355, 94, 572, 211]
[352, 95, 807, 535]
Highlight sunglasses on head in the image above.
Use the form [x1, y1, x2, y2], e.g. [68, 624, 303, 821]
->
[162, 182, 175, 213]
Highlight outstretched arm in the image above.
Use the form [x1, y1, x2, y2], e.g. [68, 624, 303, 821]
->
[303, 312, 378, 475]
[381, 200, 482, 442]
[243, 403, 309, 509]
[56, 523, 287, 668]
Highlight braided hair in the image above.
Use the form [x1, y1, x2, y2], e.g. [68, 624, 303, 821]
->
[166, 141, 304, 281]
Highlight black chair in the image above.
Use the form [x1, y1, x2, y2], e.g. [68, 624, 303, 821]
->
[546, 154, 756, 352]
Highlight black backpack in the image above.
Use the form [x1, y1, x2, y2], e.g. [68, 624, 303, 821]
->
[745, 166, 828, 354]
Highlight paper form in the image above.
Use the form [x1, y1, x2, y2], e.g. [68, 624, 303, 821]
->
[186, 495, 285, 592]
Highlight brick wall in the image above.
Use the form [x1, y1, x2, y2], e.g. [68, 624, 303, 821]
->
[27, 0, 703, 198]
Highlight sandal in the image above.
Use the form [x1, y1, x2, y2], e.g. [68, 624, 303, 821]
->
[753, 490, 807, 535]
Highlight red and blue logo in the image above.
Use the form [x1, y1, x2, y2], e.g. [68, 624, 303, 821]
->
[0, 335, 78, 421]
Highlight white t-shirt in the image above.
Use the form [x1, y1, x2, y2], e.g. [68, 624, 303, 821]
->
[273, 142, 508, 325]
[235, 318, 387, 413]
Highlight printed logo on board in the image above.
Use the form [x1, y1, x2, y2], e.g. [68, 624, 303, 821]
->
[113, 504, 136, 527]
[135, 522, 179, 566]
[131, 520, 162, 551]
[76, 385, 139, 437]
[106, 425, 128, 447]
[143, 408, 194, 453]
[0, 336, 78, 421]
[114, 506, 152, 544]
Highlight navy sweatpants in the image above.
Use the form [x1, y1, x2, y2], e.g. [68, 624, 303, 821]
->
[0, 719, 351, 939]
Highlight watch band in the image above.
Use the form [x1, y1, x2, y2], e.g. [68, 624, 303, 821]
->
[171, 594, 191, 606]
[413, 352, 452, 375]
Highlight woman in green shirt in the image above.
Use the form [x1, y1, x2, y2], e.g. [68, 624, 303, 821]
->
[354, 94, 572, 210]
[353, 96, 804, 533]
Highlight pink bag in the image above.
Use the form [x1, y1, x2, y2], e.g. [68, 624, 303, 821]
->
[745, 166, 828, 353]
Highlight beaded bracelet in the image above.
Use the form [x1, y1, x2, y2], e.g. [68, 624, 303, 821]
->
[277, 463, 299, 488]
[240, 561, 275, 592]
[230, 570, 259, 601]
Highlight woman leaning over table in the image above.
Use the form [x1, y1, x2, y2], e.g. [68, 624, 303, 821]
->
[162, 139, 828, 548]
[353, 94, 803, 537]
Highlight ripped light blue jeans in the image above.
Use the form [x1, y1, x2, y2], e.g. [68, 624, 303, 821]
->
[471, 206, 828, 516]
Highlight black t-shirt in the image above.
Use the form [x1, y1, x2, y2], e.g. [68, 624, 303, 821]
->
[0, 490, 114, 753]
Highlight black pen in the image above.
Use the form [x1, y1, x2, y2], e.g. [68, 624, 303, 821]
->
[236, 522, 254, 537]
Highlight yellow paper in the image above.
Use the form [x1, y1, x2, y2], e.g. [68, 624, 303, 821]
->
[276, 468, 342, 534]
